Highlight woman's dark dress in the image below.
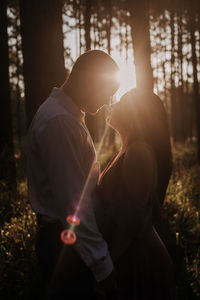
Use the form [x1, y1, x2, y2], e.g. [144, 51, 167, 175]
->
[96, 151, 177, 300]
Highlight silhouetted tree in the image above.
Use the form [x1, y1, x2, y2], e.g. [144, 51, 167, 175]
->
[0, 0, 16, 187]
[129, 0, 154, 91]
[19, 0, 66, 127]
[189, 2, 200, 162]
[7, 2, 24, 143]
[82, 0, 99, 141]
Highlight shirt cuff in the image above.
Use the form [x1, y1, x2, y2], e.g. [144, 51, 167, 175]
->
[90, 252, 114, 282]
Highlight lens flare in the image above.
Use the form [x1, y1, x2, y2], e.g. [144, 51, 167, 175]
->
[66, 215, 80, 226]
[61, 101, 112, 245]
[60, 229, 76, 245]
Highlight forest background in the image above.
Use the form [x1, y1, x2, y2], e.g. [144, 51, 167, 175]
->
[0, 0, 200, 299]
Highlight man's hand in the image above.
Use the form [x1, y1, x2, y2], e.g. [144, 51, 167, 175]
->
[94, 268, 118, 300]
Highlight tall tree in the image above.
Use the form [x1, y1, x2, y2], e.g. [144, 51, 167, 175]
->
[105, 0, 112, 55]
[19, 0, 66, 127]
[189, 3, 200, 162]
[129, 0, 154, 91]
[105, 0, 117, 146]
[84, 0, 91, 51]
[170, 9, 178, 141]
[0, 0, 16, 186]
[177, 7, 187, 141]
[83, 0, 98, 140]
[8, 2, 23, 143]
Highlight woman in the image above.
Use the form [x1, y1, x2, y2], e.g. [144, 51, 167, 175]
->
[96, 88, 177, 299]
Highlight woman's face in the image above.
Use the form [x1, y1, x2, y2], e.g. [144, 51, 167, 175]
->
[107, 98, 128, 132]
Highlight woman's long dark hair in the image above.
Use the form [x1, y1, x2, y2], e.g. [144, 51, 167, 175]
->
[120, 88, 172, 224]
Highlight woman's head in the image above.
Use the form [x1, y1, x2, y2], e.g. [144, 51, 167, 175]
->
[109, 88, 166, 145]
[109, 89, 148, 142]
[109, 88, 172, 205]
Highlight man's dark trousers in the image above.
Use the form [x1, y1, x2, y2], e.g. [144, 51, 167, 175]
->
[35, 217, 97, 300]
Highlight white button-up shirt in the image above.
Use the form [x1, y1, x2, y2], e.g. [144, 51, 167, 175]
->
[27, 87, 113, 281]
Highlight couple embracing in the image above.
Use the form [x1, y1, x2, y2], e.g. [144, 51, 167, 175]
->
[27, 50, 177, 299]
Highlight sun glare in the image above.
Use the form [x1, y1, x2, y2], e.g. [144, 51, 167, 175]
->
[111, 54, 136, 101]
[65, 27, 136, 101]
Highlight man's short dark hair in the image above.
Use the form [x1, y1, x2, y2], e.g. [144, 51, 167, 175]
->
[69, 50, 119, 80]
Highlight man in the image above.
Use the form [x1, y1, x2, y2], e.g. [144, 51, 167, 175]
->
[27, 50, 120, 299]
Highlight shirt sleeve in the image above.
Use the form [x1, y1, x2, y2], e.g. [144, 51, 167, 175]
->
[36, 115, 113, 282]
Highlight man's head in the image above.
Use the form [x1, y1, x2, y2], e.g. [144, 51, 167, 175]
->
[63, 50, 120, 114]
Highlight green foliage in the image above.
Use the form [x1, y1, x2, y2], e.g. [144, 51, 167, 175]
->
[164, 142, 200, 298]
[0, 142, 199, 298]
[0, 181, 40, 299]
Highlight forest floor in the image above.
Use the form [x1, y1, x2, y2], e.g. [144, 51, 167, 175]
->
[0, 141, 200, 299]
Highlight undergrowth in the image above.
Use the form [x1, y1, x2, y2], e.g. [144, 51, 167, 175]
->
[0, 141, 199, 299]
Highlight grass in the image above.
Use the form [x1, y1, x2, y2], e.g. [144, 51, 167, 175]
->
[163, 142, 200, 299]
[0, 141, 200, 299]
[0, 181, 39, 299]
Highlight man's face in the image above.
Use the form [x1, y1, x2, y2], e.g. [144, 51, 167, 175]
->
[83, 77, 120, 114]
[85, 91, 112, 114]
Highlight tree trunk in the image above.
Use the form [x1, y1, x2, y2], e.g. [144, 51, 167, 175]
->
[0, 0, 16, 187]
[16, 32, 21, 143]
[78, 0, 83, 54]
[177, 8, 186, 142]
[162, 41, 168, 109]
[189, 6, 200, 162]
[83, 0, 100, 142]
[84, 0, 91, 51]
[106, 0, 112, 55]
[170, 10, 178, 142]
[93, 13, 98, 49]
[19, 0, 66, 127]
[105, 0, 116, 147]
[129, 0, 153, 91]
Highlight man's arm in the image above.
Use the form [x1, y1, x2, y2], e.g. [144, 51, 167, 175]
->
[36, 115, 113, 282]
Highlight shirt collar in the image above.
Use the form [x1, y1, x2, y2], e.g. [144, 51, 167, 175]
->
[50, 87, 85, 121]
